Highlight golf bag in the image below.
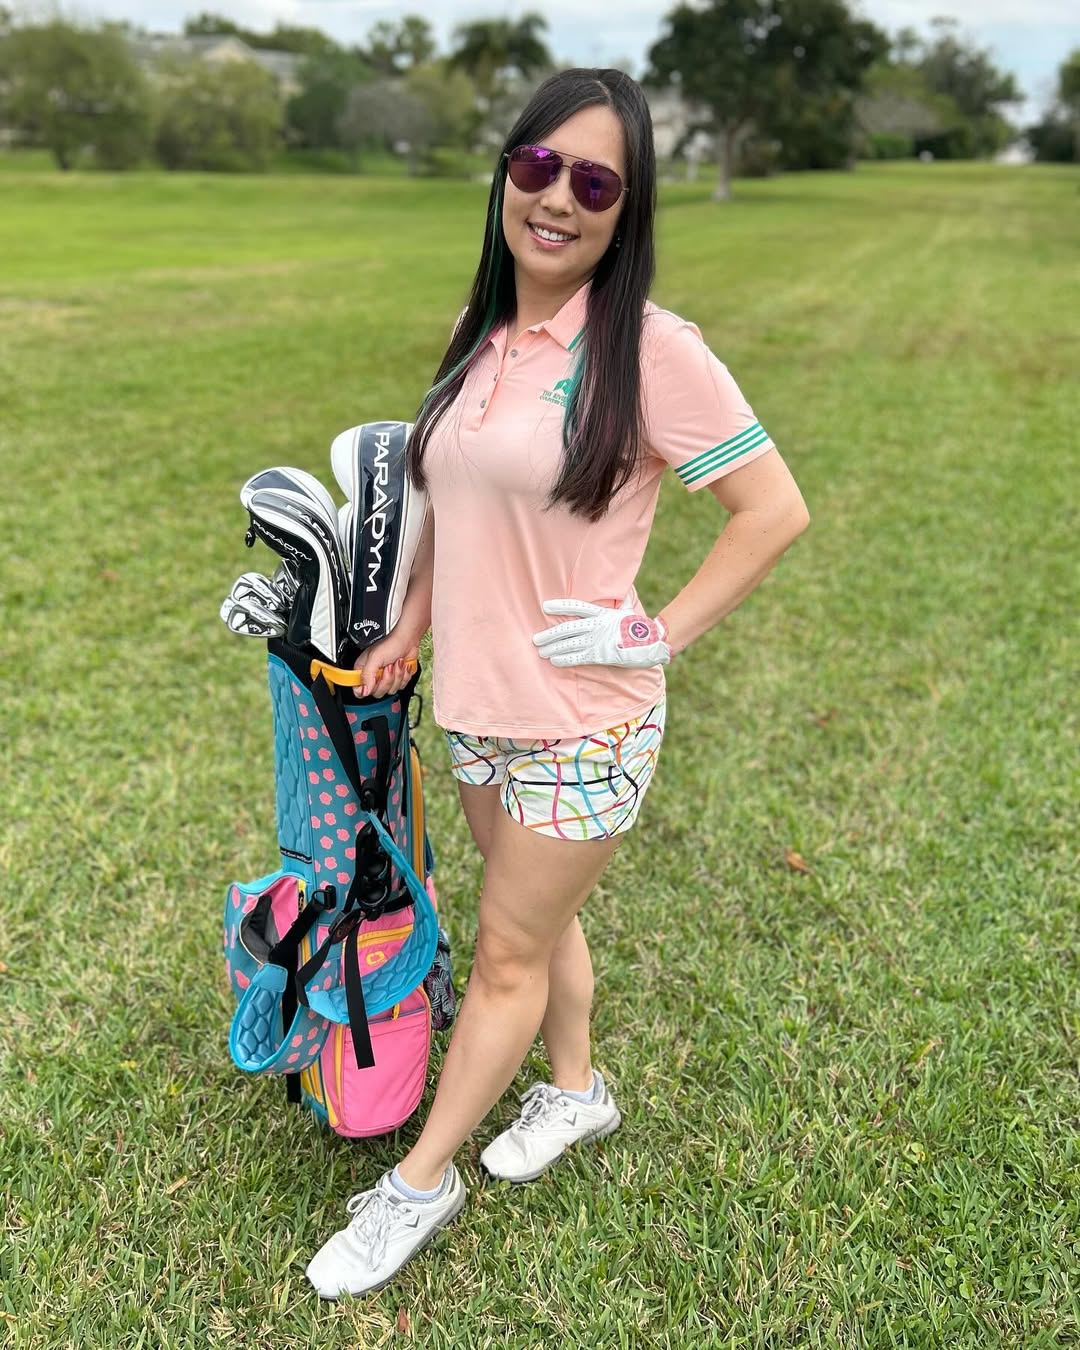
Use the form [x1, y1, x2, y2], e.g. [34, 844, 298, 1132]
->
[221, 421, 455, 1137]
[221, 642, 453, 1139]
[222, 638, 457, 1138]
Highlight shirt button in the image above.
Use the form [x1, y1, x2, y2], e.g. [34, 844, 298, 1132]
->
[510, 348, 518, 357]
[480, 399, 487, 408]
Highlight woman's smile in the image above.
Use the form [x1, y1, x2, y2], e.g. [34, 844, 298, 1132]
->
[527, 221, 578, 249]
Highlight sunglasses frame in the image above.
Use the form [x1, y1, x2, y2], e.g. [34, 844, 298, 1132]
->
[503, 144, 629, 213]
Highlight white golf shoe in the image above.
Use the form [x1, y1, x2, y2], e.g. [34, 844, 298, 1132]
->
[305, 1164, 466, 1299]
[479, 1069, 622, 1183]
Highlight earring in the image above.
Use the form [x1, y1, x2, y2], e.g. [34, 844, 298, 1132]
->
[615, 232, 622, 249]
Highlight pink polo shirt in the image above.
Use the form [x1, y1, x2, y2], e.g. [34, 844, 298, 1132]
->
[424, 280, 776, 739]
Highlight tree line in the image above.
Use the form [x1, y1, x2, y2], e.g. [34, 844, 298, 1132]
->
[0, 4, 1076, 192]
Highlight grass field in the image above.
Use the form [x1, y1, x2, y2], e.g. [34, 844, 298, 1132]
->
[1, 161, 1077, 1347]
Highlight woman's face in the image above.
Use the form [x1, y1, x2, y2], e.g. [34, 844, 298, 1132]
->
[502, 104, 627, 293]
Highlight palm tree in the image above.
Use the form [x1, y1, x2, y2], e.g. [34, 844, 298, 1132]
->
[448, 13, 553, 106]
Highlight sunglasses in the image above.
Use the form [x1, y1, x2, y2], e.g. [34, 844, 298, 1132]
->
[504, 144, 628, 213]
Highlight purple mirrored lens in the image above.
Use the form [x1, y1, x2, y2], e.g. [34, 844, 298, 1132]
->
[507, 144, 624, 212]
[508, 145, 558, 192]
[571, 163, 622, 212]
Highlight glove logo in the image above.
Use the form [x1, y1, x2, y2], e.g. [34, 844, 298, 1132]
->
[628, 620, 651, 641]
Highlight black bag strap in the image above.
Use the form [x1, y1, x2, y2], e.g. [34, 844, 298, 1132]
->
[308, 673, 414, 919]
[294, 908, 376, 1071]
[265, 890, 332, 1108]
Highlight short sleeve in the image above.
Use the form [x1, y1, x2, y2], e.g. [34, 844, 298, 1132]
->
[642, 316, 775, 491]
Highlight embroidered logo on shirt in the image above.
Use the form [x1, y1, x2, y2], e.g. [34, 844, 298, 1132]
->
[539, 377, 574, 407]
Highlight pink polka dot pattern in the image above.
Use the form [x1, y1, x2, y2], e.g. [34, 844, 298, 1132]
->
[286, 681, 415, 905]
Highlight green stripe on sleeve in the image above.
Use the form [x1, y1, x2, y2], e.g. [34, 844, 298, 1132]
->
[677, 423, 771, 485]
[681, 428, 770, 485]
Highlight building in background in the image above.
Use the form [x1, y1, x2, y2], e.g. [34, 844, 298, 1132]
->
[126, 33, 302, 99]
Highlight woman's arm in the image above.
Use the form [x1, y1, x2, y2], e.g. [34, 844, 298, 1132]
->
[657, 450, 810, 657]
[393, 502, 436, 646]
[351, 502, 435, 696]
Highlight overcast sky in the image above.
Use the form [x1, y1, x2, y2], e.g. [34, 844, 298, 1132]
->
[44, 0, 1080, 121]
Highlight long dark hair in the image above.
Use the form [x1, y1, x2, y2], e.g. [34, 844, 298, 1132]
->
[405, 67, 657, 523]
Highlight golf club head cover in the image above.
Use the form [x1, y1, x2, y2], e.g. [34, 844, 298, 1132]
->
[243, 485, 349, 664]
[240, 466, 339, 528]
[329, 421, 428, 648]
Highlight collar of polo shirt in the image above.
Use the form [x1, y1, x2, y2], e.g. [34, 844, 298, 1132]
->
[508, 279, 589, 354]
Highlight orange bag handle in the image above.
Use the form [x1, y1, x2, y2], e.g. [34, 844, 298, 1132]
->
[308, 657, 419, 693]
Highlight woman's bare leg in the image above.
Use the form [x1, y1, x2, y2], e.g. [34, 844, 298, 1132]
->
[395, 806, 619, 1190]
[539, 915, 595, 1093]
[456, 781, 598, 1095]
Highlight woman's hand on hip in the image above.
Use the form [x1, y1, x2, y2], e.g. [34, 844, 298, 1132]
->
[532, 598, 672, 669]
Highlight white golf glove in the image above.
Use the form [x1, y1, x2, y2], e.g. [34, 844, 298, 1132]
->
[532, 598, 673, 669]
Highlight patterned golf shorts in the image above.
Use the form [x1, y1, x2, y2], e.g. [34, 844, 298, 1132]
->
[443, 699, 666, 841]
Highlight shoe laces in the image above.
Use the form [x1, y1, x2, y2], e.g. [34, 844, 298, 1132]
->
[342, 1182, 399, 1265]
[517, 1082, 575, 1133]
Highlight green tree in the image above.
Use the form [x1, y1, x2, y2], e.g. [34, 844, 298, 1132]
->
[183, 13, 338, 56]
[154, 57, 283, 170]
[405, 59, 478, 151]
[259, 24, 340, 57]
[183, 14, 244, 39]
[448, 13, 552, 105]
[855, 61, 964, 154]
[338, 76, 432, 173]
[644, 0, 886, 200]
[912, 18, 1019, 156]
[363, 15, 437, 76]
[286, 48, 373, 149]
[1059, 47, 1080, 160]
[0, 18, 154, 169]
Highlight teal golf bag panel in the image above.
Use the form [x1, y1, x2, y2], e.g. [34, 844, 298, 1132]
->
[222, 637, 456, 1131]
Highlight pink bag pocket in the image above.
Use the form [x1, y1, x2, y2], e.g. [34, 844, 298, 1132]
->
[322, 983, 431, 1138]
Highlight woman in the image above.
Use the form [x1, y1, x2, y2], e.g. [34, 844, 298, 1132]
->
[306, 67, 810, 1298]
